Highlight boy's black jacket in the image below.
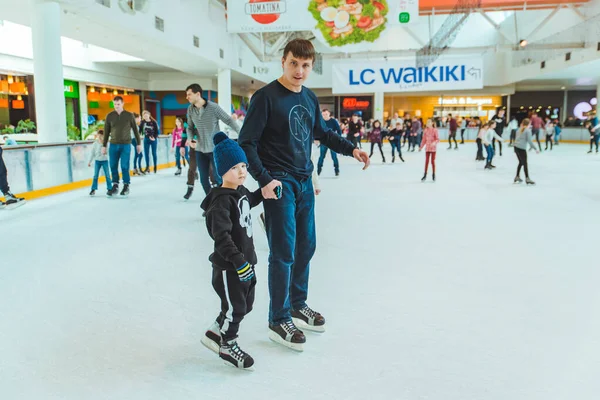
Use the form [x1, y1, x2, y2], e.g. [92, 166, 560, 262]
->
[200, 186, 263, 271]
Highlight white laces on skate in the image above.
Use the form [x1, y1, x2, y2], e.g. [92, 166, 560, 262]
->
[282, 320, 299, 335]
[227, 341, 247, 362]
[300, 306, 318, 319]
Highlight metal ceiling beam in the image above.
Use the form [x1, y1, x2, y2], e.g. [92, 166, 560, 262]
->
[477, 10, 514, 43]
[237, 33, 265, 62]
[567, 4, 586, 20]
[404, 26, 426, 47]
[527, 6, 561, 41]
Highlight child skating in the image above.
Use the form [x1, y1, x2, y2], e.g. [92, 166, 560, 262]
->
[513, 118, 538, 185]
[200, 132, 263, 370]
[482, 121, 504, 170]
[419, 119, 439, 182]
[387, 122, 405, 163]
[88, 130, 112, 196]
[368, 120, 386, 162]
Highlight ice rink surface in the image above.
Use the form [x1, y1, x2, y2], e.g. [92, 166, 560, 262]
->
[2, 143, 600, 400]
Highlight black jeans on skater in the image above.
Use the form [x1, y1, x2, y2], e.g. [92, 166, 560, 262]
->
[476, 138, 484, 160]
[509, 129, 517, 145]
[369, 142, 385, 161]
[532, 129, 542, 150]
[515, 147, 530, 178]
[448, 130, 457, 148]
[0, 146, 10, 195]
[197, 150, 220, 195]
[590, 134, 599, 152]
[460, 128, 466, 143]
[390, 139, 402, 158]
[493, 134, 503, 155]
[545, 135, 553, 150]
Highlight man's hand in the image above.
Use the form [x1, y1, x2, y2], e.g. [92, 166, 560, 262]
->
[150, 137, 156, 141]
[315, 189, 322, 196]
[101, 146, 107, 155]
[352, 148, 370, 170]
[136, 145, 142, 154]
[88, 162, 91, 167]
[180, 148, 186, 157]
[189, 140, 197, 150]
[261, 179, 282, 200]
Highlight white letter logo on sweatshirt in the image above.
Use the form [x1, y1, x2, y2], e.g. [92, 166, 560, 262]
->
[289, 104, 312, 143]
[238, 197, 253, 238]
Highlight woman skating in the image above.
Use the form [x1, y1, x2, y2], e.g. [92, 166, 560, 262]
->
[368, 120, 386, 163]
[140, 110, 160, 173]
[513, 118, 539, 185]
[172, 117, 189, 176]
[475, 124, 487, 161]
[419, 119, 439, 182]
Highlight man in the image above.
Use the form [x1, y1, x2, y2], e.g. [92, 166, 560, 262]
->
[491, 109, 507, 156]
[239, 39, 370, 351]
[402, 113, 412, 148]
[0, 141, 25, 208]
[411, 116, 421, 151]
[447, 113, 458, 150]
[347, 113, 363, 148]
[529, 112, 544, 151]
[316, 109, 341, 176]
[387, 112, 403, 131]
[223, 113, 242, 142]
[180, 84, 240, 200]
[102, 96, 141, 197]
[460, 117, 468, 144]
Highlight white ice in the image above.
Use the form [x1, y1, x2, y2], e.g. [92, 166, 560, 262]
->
[2, 143, 600, 400]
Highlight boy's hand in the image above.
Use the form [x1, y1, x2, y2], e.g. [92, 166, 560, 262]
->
[101, 147, 107, 155]
[88, 162, 91, 167]
[136, 145, 142, 154]
[180, 148, 186, 157]
[236, 262, 255, 282]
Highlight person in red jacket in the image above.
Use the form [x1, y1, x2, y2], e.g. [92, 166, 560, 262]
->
[447, 113, 458, 150]
[419, 119, 440, 182]
[530, 112, 544, 152]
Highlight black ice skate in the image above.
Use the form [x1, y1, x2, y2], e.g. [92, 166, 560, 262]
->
[201, 321, 221, 354]
[526, 178, 536, 185]
[432, 173, 436, 182]
[183, 186, 193, 200]
[268, 320, 306, 352]
[291, 306, 326, 333]
[120, 184, 130, 196]
[107, 184, 119, 197]
[90, 190, 96, 196]
[514, 176, 523, 184]
[1, 192, 25, 210]
[421, 174, 427, 182]
[174, 168, 182, 176]
[220, 339, 254, 370]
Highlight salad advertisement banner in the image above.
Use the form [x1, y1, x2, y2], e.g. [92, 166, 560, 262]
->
[331, 58, 484, 94]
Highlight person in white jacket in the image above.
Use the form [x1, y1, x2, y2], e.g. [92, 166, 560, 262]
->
[507, 116, 519, 146]
[88, 130, 112, 196]
[482, 121, 505, 170]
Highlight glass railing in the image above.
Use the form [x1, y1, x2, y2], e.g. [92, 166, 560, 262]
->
[2, 136, 175, 194]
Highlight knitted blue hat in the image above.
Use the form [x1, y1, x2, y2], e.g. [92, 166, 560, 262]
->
[213, 131, 248, 178]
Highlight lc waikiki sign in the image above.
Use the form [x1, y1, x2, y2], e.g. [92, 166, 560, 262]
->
[332, 58, 484, 94]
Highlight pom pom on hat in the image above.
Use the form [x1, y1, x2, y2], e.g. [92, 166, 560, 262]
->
[212, 131, 248, 178]
[213, 131, 229, 146]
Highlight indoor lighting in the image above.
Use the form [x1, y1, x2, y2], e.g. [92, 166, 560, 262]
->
[124, 90, 128, 95]
[17, 95, 22, 101]
[529, 106, 533, 109]
[519, 39, 528, 47]
[520, 106, 524, 109]
[89, 86, 95, 93]
[7, 75, 13, 84]
[113, 89, 119, 95]
[561, 86, 566, 90]
[102, 88, 107, 94]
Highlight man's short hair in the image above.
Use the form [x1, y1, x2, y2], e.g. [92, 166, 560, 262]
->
[283, 39, 316, 62]
[186, 83, 203, 94]
[322, 108, 330, 113]
[113, 96, 124, 103]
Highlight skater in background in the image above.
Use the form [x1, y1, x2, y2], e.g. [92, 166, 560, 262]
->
[88, 130, 112, 196]
[0, 140, 25, 208]
[419, 119, 439, 182]
[508, 116, 518, 146]
[482, 121, 504, 170]
[585, 119, 600, 153]
[387, 121, 405, 163]
[200, 132, 263, 370]
[513, 118, 538, 185]
[491, 109, 506, 156]
[544, 117, 554, 151]
[172, 117, 188, 176]
[316, 109, 341, 176]
[553, 119, 562, 145]
[403, 114, 412, 148]
[530, 112, 544, 152]
[447, 113, 458, 150]
[347, 113, 363, 148]
[368, 120, 386, 163]
[460, 117, 467, 144]
[141, 110, 160, 174]
[131, 113, 145, 176]
[475, 123, 486, 161]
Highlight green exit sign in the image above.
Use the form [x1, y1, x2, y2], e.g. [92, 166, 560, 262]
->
[399, 12, 410, 24]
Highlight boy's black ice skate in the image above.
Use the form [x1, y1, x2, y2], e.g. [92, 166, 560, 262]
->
[201, 321, 221, 354]
[220, 338, 254, 370]
[107, 184, 119, 197]
[120, 184, 130, 196]
[90, 190, 96, 196]
[268, 320, 306, 352]
[392, 156, 395, 163]
[183, 186, 193, 200]
[174, 168, 182, 176]
[291, 305, 326, 333]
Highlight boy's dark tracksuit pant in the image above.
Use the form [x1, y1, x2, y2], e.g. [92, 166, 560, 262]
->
[0, 146, 9, 194]
[212, 267, 256, 341]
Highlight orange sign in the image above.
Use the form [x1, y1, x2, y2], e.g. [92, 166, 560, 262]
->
[342, 97, 371, 110]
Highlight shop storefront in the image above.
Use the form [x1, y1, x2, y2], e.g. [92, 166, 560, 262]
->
[384, 94, 503, 123]
[337, 95, 373, 121]
[87, 85, 141, 127]
[506, 90, 597, 126]
[0, 74, 34, 132]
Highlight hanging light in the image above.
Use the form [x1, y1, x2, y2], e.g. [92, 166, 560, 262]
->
[17, 95, 22, 101]
[89, 86, 96, 93]
[519, 39, 528, 47]
[124, 90, 128, 95]
[24, 89, 28, 95]
[102, 88, 107, 94]
[7, 75, 14, 84]
[113, 89, 119, 95]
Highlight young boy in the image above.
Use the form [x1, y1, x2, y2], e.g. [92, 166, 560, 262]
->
[200, 131, 263, 370]
[88, 130, 112, 196]
[585, 120, 600, 153]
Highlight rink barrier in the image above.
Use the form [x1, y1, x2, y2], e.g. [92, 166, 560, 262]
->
[2, 136, 177, 201]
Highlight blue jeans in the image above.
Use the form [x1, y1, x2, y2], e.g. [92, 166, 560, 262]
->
[131, 139, 143, 169]
[197, 151, 220, 195]
[317, 145, 339, 174]
[91, 160, 112, 191]
[390, 139, 402, 157]
[109, 143, 132, 185]
[263, 171, 317, 325]
[175, 146, 189, 169]
[485, 144, 494, 163]
[144, 137, 158, 170]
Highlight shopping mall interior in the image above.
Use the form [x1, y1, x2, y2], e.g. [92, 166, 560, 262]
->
[1, 0, 600, 399]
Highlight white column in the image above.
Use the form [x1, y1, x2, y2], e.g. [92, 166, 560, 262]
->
[30, 0, 67, 143]
[79, 82, 88, 137]
[374, 92, 384, 122]
[218, 68, 232, 122]
[563, 90, 568, 122]
[506, 95, 511, 121]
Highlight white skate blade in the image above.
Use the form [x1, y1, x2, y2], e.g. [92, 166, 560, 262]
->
[201, 336, 220, 354]
[221, 360, 255, 371]
[268, 331, 304, 352]
[2, 201, 26, 210]
[292, 317, 326, 333]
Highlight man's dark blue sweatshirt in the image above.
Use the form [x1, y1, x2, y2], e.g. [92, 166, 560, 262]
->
[239, 80, 356, 187]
